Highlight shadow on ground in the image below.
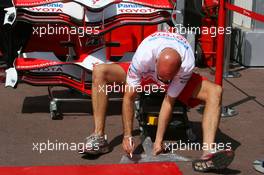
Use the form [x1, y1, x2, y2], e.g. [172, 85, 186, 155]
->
[21, 90, 123, 116]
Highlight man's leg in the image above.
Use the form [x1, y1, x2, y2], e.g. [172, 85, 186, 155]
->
[192, 80, 222, 155]
[80, 63, 126, 155]
[192, 80, 235, 172]
[92, 64, 126, 136]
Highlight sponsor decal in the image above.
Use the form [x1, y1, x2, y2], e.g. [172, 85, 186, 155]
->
[25, 3, 64, 13]
[16, 61, 61, 70]
[149, 32, 189, 49]
[117, 3, 150, 8]
[117, 3, 158, 14]
[32, 65, 63, 73]
[42, 3, 63, 8]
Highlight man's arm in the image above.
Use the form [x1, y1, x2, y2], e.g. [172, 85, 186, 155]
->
[153, 94, 176, 155]
[121, 38, 152, 155]
[122, 85, 137, 155]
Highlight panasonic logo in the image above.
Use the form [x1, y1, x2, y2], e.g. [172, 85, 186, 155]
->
[42, 3, 63, 8]
[117, 3, 145, 9]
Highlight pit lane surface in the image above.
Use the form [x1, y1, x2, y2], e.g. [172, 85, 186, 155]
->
[0, 68, 263, 174]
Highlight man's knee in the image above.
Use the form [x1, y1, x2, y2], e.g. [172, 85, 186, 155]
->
[206, 84, 222, 104]
[216, 84, 223, 95]
[212, 84, 223, 97]
[93, 64, 107, 84]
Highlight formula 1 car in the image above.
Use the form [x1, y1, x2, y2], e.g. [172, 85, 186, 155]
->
[1, 0, 196, 141]
[2, 0, 175, 116]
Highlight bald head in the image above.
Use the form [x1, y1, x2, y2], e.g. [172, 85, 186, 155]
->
[156, 48, 182, 82]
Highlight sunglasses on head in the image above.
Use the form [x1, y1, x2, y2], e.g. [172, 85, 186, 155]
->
[157, 75, 172, 85]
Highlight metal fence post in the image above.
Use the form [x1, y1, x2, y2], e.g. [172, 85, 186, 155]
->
[223, 0, 241, 78]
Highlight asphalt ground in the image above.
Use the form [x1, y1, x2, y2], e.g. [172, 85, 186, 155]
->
[0, 68, 263, 174]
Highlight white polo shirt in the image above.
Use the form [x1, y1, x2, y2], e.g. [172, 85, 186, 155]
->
[126, 31, 195, 98]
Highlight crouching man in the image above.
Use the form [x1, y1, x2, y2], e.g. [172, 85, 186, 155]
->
[82, 31, 234, 172]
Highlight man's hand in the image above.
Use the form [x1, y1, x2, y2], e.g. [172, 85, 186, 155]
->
[122, 85, 137, 156]
[122, 136, 135, 157]
[152, 141, 163, 156]
[153, 95, 176, 155]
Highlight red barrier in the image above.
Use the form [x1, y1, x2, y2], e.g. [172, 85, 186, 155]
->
[215, 0, 226, 85]
[215, 0, 264, 85]
[225, 2, 264, 23]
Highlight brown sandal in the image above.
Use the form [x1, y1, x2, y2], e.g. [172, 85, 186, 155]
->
[192, 150, 235, 172]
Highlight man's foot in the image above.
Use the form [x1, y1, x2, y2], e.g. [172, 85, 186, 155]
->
[79, 134, 110, 155]
[192, 150, 235, 172]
